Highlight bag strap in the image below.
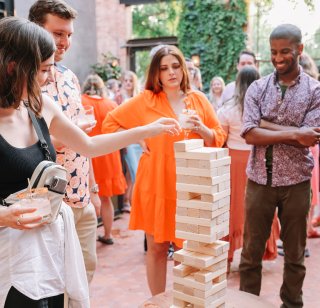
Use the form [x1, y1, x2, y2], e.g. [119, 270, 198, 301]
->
[26, 105, 53, 161]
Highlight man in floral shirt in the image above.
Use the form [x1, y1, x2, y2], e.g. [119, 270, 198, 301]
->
[239, 24, 320, 307]
[29, 0, 100, 283]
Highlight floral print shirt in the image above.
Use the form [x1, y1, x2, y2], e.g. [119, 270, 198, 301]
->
[42, 64, 90, 208]
[241, 68, 320, 187]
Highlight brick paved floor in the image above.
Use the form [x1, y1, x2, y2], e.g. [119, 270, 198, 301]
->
[90, 213, 320, 308]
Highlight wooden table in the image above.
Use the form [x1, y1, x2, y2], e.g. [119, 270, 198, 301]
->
[140, 288, 275, 307]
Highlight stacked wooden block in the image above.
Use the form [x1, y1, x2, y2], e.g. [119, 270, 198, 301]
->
[172, 139, 231, 308]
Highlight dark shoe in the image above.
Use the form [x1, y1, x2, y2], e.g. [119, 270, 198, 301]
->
[278, 249, 284, 256]
[97, 235, 114, 245]
[304, 248, 310, 258]
[167, 243, 174, 259]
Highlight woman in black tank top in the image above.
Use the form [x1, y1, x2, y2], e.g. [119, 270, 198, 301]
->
[0, 16, 180, 308]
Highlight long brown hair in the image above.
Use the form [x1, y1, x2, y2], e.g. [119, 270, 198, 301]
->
[145, 45, 190, 94]
[0, 17, 56, 115]
[234, 66, 260, 114]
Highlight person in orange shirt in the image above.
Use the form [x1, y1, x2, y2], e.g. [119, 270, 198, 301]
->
[102, 45, 226, 296]
[82, 74, 127, 245]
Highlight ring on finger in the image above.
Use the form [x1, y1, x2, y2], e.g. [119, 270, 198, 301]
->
[17, 217, 21, 226]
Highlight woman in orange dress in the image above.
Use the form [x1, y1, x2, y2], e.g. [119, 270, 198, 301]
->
[102, 45, 226, 295]
[82, 74, 127, 244]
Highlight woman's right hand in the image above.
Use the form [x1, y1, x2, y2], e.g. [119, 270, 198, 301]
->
[145, 117, 181, 138]
[0, 203, 43, 230]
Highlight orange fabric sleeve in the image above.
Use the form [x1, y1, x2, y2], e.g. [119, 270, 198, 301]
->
[101, 93, 146, 133]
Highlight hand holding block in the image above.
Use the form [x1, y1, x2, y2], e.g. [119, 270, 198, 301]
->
[174, 139, 204, 152]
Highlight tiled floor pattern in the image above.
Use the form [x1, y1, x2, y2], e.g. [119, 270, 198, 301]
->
[90, 213, 320, 308]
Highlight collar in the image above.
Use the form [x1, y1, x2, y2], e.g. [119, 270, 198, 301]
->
[272, 65, 302, 86]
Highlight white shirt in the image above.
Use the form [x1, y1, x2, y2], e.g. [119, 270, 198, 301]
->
[221, 81, 235, 105]
[218, 101, 252, 151]
[0, 203, 89, 307]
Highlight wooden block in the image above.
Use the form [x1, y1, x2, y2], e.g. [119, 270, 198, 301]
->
[177, 199, 219, 211]
[176, 206, 188, 216]
[187, 223, 199, 233]
[194, 267, 227, 284]
[186, 156, 231, 169]
[173, 281, 227, 305]
[176, 222, 189, 232]
[187, 208, 200, 218]
[176, 215, 217, 227]
[192, 280, 227, 299]
[216, 211, 230, 225]
[184, 240, 230, 257]
[172, 297, 188, 307]
[206, 259, 228, 273]
[177, 174, 219, 186]
[173, 264, 198, 278]
[218, 196, 230, 208]
[198, 225, 214, 235]
[173, 282, 185, 292]
[175, 147, 229, 160]
[173, 272, 213, 291]
[199, 204, 230, 220]
[176, 158, 187, 167]
[176, 165, 231, 179]
[213, 273, 227, 283]
[174, 249, 228, 269]
[174, 139, 204, 152]
[176, 183, 219, 195]
[176, 223, 229, 243]
[183, 285, 195, 296]
[201, 189, 230, 203]
[177, 191, 201, 201]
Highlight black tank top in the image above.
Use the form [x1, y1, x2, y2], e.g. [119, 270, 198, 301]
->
[0, 116, 56, 199]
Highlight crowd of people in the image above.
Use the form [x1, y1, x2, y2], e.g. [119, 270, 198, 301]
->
[0, 1, 320, 307]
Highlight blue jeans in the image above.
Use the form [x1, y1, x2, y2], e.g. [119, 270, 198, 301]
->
[124, 144, 142, 183]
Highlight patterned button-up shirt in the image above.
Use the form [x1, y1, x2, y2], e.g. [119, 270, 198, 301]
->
[241, 68, 320, 187]
[42, 64, 90, 208]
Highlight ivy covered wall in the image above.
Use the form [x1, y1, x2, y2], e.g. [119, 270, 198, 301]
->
[178, 0, 248, 91]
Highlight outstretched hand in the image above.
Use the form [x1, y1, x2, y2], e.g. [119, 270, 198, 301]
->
[0, 203, 44, 230]
[146, 117, 181, 138]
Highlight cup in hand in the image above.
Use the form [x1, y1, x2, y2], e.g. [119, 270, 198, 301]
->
[18, 188, 51, 226]
[178, 109, 197, 138]
[77, 105, 95, 127]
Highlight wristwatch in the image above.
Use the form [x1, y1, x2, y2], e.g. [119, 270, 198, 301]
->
[90, 184, 99, 194]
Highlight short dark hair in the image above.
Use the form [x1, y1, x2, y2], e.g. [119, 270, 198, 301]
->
[269, 24, 302, 45]
[0, 17, 56, 115]
[237, 50, 256, 64]
[28, 0, 77, 26]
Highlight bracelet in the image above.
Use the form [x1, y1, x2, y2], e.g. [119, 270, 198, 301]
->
[90, 184, 99, 194]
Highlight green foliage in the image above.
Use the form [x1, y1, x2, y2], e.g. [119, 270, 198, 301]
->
[178, 0, 247, 91]
[91, 52, 122, 82]
[132, 1, 181, 38]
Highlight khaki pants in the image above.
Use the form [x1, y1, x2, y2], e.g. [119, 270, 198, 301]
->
[239, 180, 310, 308]
[72, 203, 97, 283]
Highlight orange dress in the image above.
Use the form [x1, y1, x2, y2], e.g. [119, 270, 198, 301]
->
[82, 94, 127, 197]
[102, 90, 226, 246]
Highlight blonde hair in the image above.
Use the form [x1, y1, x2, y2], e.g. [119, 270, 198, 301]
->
[122, 70, 139, 98]
[82, 74, 107, 98]
[208, 76, 225, 107]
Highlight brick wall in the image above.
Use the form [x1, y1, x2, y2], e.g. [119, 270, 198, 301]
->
[95, 0, 132, 71]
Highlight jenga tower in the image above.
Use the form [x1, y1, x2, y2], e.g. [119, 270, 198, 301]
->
[172, 139, 231, 308]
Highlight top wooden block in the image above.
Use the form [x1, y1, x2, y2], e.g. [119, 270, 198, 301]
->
[175, 147, 229, 160]
[174, 139, 204, 152]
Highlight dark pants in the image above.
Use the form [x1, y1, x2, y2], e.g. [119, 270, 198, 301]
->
[239, 179, 310, 308]
[5, 287, 64, 308]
